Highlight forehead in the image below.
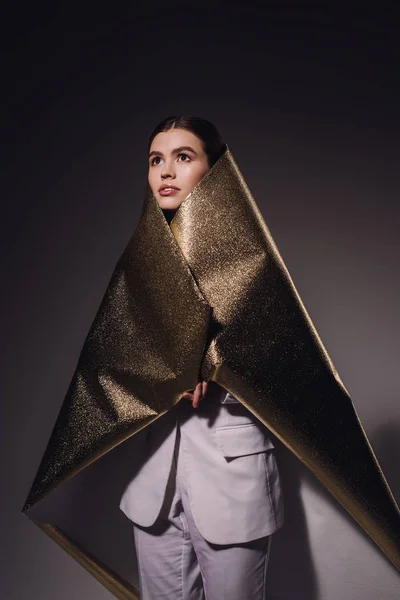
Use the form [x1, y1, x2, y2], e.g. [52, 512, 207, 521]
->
[149, 129, 204, 153]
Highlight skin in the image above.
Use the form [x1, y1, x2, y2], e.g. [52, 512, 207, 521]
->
[148, 128, 210, 407]
[148, 128, 210, 211]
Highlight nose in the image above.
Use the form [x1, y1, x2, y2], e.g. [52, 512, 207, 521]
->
[161, 158, 176, 180]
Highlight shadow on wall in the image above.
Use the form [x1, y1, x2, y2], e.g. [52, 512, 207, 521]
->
[266, 441, 319, 600]
[370, 420, 400, 506]
[267, 418, 400, 599]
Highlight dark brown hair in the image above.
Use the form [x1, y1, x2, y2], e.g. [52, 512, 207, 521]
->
[148, 116, 226, 167]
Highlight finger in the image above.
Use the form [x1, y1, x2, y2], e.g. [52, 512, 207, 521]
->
[201, 381, 208, 397]
[192, 382, 202, 408]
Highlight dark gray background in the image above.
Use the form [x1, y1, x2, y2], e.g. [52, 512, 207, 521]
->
[2, 3, 399, 598]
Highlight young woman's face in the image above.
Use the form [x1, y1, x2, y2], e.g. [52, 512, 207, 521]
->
[148, 128, 210, 211]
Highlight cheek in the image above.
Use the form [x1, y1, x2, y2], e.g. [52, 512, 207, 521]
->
[148, 171, 156, 193]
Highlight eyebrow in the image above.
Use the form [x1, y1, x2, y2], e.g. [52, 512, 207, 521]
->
[148, 146, 199, 159]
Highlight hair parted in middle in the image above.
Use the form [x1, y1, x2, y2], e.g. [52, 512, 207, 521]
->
[148, 116, 226, 168]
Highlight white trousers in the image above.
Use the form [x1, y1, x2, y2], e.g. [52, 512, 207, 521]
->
[132, 417, 272, 600]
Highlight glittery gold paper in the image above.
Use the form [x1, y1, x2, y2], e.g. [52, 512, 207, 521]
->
[24, 190, 212, 510]
[23, 148, 400, 598]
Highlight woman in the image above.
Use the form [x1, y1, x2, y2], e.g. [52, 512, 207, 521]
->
[25, 115, 399, 599]
[120, 116, 284, 600]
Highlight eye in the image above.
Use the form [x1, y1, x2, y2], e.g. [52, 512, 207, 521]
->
[150, 156, 162, 166]
[177, 153, 191, 162]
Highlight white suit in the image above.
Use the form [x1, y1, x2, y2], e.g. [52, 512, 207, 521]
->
[120, 381, 283, 545]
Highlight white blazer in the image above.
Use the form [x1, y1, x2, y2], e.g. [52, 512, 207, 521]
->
[120, 382, 284, 545]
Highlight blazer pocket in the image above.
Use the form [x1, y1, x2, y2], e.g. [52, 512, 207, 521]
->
[215, 423, 274, 458]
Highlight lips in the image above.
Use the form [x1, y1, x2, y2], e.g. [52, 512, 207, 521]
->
[159, 185, 180, 192]
[159, 185, 180, 196]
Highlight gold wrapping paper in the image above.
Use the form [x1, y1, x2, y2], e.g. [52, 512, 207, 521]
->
[23, 148, 400, 598]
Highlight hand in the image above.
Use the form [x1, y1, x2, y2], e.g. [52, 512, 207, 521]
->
[181, 381, 208, 408]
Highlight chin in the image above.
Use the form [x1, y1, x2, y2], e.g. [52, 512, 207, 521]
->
[158, 197, 183, 211]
